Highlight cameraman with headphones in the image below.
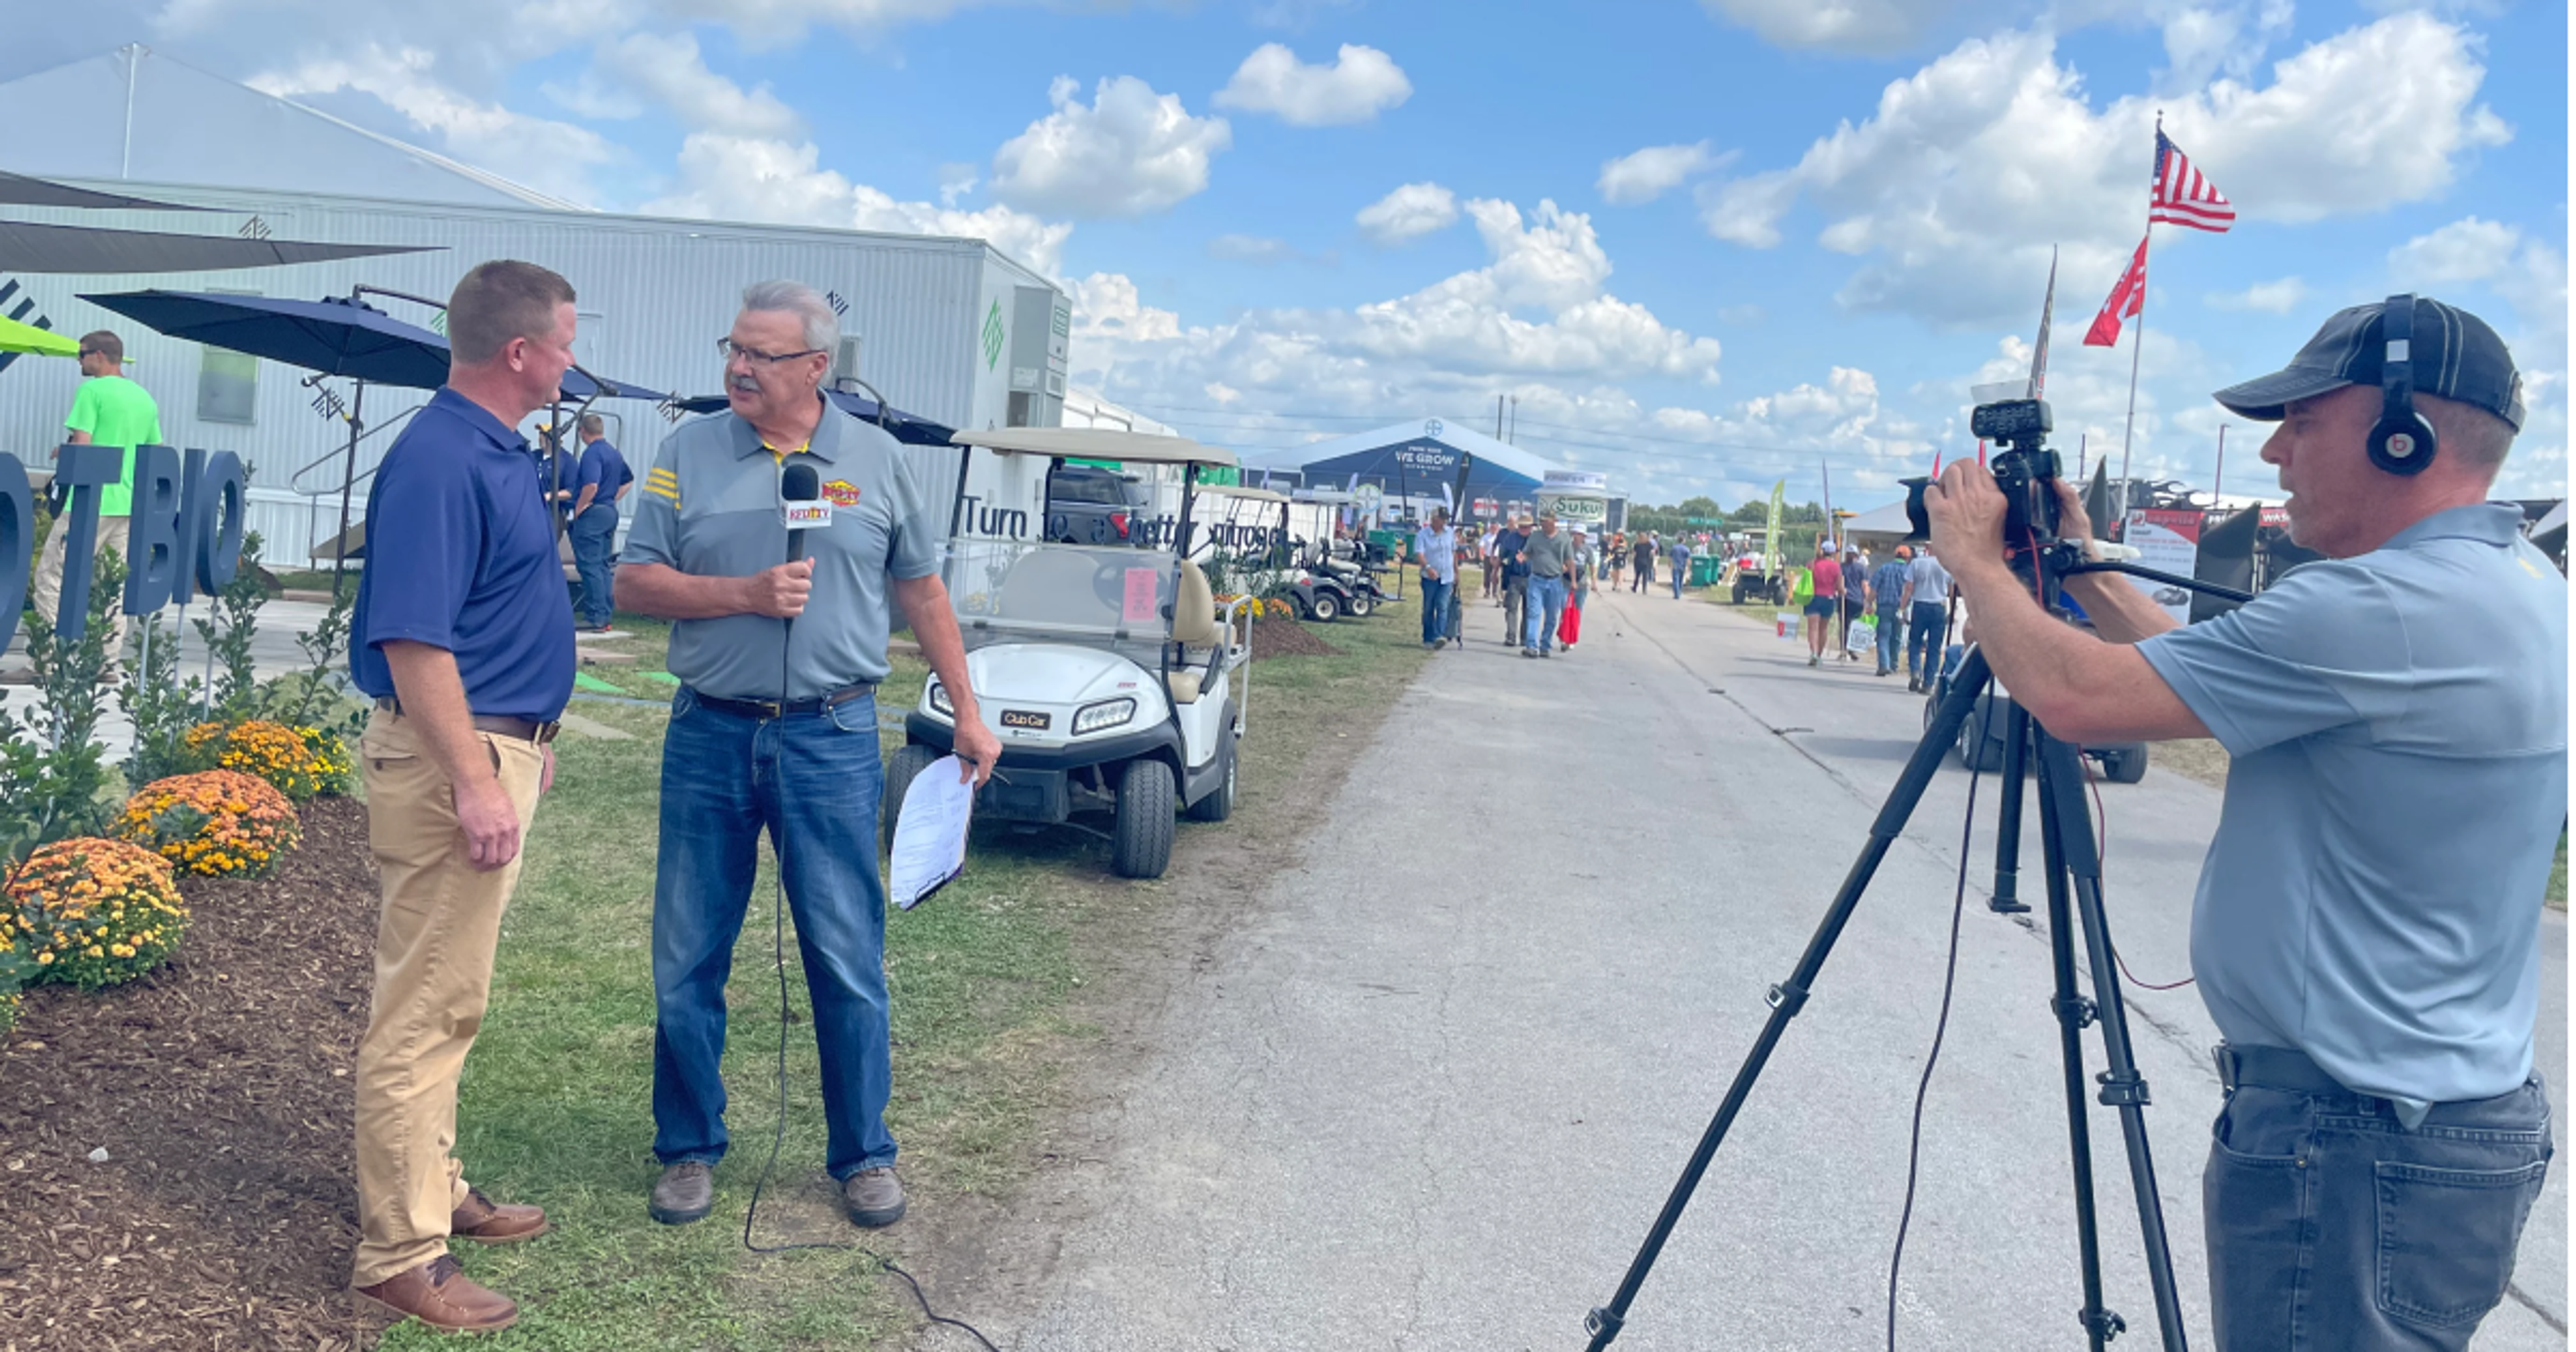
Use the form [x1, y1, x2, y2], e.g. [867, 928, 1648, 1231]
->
[1923, 296, 2562, 1352]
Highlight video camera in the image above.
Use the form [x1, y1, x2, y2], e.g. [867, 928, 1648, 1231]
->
[1902, 398, 2063, 574]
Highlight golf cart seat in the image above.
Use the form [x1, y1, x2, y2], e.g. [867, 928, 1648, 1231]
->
[1167, 558, 1221, 703]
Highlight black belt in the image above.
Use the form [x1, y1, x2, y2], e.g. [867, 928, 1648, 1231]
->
[2212, 1042, 2355, 1097]
[694, 683, 877, 721]
[374, 697, 560, 744]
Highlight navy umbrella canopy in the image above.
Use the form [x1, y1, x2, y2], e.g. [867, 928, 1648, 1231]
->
[80, 288, 452, 388]
[671, 390, 957, 447]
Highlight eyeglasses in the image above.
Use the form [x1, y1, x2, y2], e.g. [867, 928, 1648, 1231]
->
[716, 337, 824, 365]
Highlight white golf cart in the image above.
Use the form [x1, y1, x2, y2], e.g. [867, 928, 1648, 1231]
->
[888, 427, 1252, 879]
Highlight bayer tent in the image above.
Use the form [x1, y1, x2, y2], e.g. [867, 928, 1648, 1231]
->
[1237, 418, 1570, 510]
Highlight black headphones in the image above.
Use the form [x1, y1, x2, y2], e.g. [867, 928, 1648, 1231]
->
[2367, 293, 2440, 475]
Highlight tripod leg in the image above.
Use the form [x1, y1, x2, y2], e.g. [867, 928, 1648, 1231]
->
[1584, 652, 1998, 1351]
[2033, 738, 2117, 1350]
[1990, 703, 2033, 914]
[2034, 734, 2192, 1352]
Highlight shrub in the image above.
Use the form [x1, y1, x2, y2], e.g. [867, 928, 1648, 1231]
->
[6, 838, 188, 991]
[183, 719, 324, 800]
[115, 770, 301, 879]
[297, 725, 356, 798]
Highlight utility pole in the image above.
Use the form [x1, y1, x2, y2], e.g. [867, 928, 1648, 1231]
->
[1507, 396, 1519, 445]
[2212, 425, 2227, 502]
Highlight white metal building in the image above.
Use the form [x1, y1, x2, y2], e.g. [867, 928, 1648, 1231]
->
[0, 46, 1071, 563]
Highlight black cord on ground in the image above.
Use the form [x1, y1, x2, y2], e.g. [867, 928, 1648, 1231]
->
[737, 618, 1004, 1350]
[1886, 752, 1983, 1351]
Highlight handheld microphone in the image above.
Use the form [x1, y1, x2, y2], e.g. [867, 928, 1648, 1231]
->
[780, 462, 829, 563]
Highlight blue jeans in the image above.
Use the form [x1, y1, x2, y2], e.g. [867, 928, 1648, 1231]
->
[2205, 1072, 2551, 1351]
[570, 505, 618, 626]
[1907, 601, 1946, 679]
[1876, 607, 1904, 673]
[1419, 575, 1452, 644]
[1670, 563, 1684, 599]
[651, 687, 896, 1180]
[1524, 574, 1566, 651]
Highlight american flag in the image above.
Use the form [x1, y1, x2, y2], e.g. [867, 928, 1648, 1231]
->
[2149, 129, 2234, 233]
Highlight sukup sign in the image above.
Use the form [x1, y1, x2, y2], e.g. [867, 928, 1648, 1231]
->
[0, 442, 249, 654]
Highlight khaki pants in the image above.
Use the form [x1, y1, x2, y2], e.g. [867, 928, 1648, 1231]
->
[351, 709, 545, 1286]
[29, 512, 131, 653]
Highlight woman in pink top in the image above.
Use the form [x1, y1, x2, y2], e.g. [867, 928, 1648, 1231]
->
[1803, 538, 1842, 667]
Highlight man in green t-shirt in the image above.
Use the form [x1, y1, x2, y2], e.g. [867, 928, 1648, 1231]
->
[28, 330, 162, 657]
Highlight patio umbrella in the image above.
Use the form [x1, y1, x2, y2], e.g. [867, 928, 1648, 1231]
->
[669, 389, 959, 447]
[0, 315, 78, 358]
[81, 288, 455, 592]
[79, 289, 451, 388]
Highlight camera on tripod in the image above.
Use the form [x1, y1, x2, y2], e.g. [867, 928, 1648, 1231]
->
[1903, 398, 2064, 571]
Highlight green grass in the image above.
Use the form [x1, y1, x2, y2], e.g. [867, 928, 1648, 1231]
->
[2551, 829, 2567, 911]
[380, 600, 1428, 1349]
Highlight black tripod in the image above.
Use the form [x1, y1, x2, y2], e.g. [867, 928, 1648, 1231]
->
[1582, 529, 2253, 1351]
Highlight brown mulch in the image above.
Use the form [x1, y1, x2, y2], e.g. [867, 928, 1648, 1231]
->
[0, 797, 378, 1351]
[1246, 618, 1342, 660]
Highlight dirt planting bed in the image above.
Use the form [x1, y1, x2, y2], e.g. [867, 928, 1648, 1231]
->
[0, 797, 377, 1351]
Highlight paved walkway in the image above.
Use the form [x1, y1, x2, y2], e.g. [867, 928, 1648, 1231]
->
[996, 585, 2566, 1351]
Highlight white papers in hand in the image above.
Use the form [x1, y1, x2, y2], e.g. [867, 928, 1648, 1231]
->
[888, 756, 973, 910]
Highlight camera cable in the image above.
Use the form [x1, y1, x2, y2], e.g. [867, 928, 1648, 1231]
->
[1884, 738, 1984, 1351]
[738, 570, 1002, 1351]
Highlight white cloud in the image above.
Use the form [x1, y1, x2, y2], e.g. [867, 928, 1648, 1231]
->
[1697, 14, 2512, 327]
[1356, 181, 1459, 245]
[250, 43, 618, 201]
[2387, 217, 2523, 286]
[1597, 142, 1726, 206]
[644, 132, 1072, 276]
[990, 74, 1232, 217]
[1694, 0, 1973, 56]
[1069, 199, 1725, 465]
[2204, 277, 2308, 313]
[1214, 43, 1412, 126]
[563, 32, 806, 139]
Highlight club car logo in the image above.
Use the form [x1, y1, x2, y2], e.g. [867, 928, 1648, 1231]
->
[1000, 709, 1052, 730]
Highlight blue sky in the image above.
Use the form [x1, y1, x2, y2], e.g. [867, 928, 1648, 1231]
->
[9, 0, 2568, 508]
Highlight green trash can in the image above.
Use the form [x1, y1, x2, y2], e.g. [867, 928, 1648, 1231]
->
[1688, 553, 1723, 587]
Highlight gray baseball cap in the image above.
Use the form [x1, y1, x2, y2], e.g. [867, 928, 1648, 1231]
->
[2212, 296, 2524, 431]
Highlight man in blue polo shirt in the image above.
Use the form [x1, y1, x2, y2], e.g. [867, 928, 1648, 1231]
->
[569, 412, 633, 631]
[618, 280, 998, 1237]
[1926, 296, 2561, 1352]
[344, 260, 579, 1336]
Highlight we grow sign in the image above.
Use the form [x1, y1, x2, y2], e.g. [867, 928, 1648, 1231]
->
[0, 443, 250, 653]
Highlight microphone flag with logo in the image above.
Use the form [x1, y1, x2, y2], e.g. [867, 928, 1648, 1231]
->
[780, 461, 828, 563]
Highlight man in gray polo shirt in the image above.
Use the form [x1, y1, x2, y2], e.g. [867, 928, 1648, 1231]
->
[1925, 296, 2561, 1351]
[617, 281, 1000, 1235]
[1519, 511, 1570, 657]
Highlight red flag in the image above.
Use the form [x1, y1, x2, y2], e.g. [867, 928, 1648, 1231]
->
[2084, 234, 2149, 347]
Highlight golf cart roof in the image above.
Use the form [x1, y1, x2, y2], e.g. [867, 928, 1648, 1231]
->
[949, 427, 1236, 467]
[1199, 484, 1290, 503]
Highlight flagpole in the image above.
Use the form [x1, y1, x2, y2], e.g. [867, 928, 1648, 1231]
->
[2116, 115, 2161, 534]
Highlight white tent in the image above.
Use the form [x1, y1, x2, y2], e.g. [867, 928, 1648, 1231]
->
[1842, 499, 1918, 549]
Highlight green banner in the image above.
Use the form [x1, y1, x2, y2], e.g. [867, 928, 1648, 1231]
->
[1764, 480, 1786, 577]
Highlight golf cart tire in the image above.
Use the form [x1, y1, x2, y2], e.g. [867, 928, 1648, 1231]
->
[1347, 591, 1373, 618]
[1731, 579, 1751, 604]
[1770, 579, 1789, 605]
[1959, 695, 2006, 774]
[881, 743, 941, 849]
[2104, 746, 2150, 784]
[1185, 734, 1238, 823]
[1112, 760, 1177, 878]
[1308, 592, 1342, 623]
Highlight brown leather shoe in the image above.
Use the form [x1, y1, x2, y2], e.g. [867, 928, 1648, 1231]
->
[843, 1166, 906, 1228]
[451, 1186, 549, 1244]
[352, 1254, 518, 1333]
